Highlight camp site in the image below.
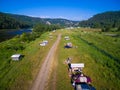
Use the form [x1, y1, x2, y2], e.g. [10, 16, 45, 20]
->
[0, 1, 120, 90]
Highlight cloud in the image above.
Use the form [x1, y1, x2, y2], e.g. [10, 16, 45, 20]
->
[40, 16, 51, 18]
[58, 16, 68, 19]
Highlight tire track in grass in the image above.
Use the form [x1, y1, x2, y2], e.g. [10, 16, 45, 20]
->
[46, 48, 58, 90]
[31, 34, 61, 90]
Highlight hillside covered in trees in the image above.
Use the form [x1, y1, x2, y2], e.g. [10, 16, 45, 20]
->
[0, 12, 78, 29]
[79, 11, 120, 31]
[0, 12, 30, 29]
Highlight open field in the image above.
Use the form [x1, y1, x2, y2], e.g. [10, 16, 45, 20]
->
[0, 31, 57, 90]
[0, 28, 120, 90]
[47, 28, 120, 90]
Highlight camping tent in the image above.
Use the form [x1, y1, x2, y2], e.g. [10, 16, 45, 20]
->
[11, 54, 22, 61]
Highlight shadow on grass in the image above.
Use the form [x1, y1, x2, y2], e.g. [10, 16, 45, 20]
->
[64, 46, 72, 48]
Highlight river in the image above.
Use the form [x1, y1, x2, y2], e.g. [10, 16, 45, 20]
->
[8, 29, 32, 35]
[0, 29, 32, 42]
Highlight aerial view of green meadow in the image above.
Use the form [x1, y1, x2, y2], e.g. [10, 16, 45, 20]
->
[0, 28, 120, 90]
[0, 0, 120, 90]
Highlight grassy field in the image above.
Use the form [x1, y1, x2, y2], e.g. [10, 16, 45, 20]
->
[71, 29, 120, 90]
[0, 31, 57, 90]
[47, 28, 120, 90]
[0, 28, 120, 90]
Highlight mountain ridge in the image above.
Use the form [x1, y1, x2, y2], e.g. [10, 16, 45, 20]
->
[0, 12, 79, 29]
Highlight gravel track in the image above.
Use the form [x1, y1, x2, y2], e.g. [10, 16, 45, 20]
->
[31, 34, 61, 90]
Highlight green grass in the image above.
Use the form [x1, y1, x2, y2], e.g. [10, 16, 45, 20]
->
[79, 31, 120, 60]
[71, 32, 120, 90]
[1, 28, 120, 90]
[56, 30, 75, 90]
[0, 31, 57, 90]
[48, 29, 120, 90]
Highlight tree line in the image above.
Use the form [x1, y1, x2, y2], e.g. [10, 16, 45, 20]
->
[0, 12, 30, 29]
[1, 23, 61, 52]
[18, 23, 61, 43]
[79, 11, 120, 32]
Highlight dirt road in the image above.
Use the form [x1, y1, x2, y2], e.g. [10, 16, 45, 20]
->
[31, 34, 61, 90]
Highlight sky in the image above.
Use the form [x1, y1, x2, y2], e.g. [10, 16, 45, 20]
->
[0, 0, 120, 21]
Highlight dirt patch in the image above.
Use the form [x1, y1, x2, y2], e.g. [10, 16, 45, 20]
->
[45, 52, 58, 90]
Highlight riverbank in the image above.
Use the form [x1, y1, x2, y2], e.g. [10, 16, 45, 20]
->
[0, 29, 32, 42]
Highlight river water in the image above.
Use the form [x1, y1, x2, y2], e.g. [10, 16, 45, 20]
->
[0, 29, 32, 42]
[8, 29, 32, 35]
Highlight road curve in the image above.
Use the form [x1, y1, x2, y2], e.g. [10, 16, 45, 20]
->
[31, 34, 61, 90]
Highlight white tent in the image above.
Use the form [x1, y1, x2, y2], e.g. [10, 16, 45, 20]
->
[64, 36, 70, 40]
[71, 63, 84, 72]
[40, 40, 48, 46]
[66, 42, 72, 47]
[11, 54, 22, 61]
[40, 43, 46, 46]
[71, 63, 84, 68]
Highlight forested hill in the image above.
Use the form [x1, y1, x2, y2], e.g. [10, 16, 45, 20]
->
[0, 12, 31, 29]
[0, 12, 78, 29]
[79, 11, 120, 29]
